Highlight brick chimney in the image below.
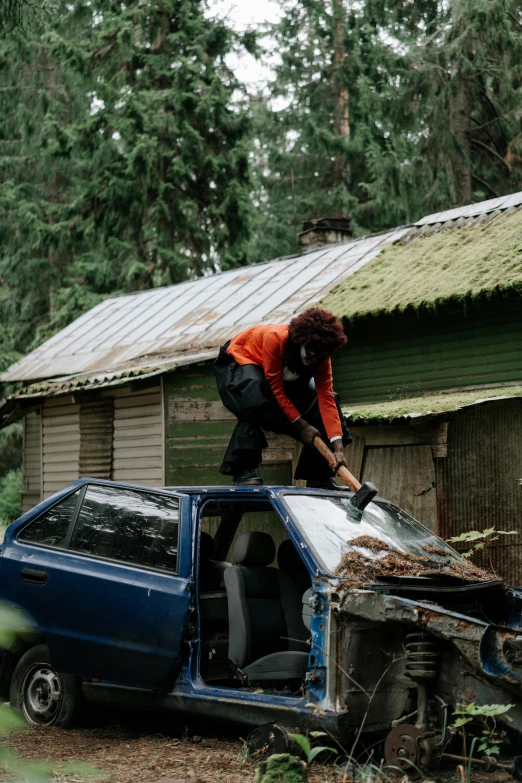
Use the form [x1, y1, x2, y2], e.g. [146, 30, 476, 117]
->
[298, 216, 352, 252]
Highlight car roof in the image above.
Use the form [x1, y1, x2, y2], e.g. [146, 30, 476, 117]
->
[75, 477, 355, 498]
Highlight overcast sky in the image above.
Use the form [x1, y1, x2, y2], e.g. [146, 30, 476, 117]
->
[208, 0, 282, 89]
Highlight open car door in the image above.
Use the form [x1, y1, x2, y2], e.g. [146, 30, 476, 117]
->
[3, 483, 191, 691]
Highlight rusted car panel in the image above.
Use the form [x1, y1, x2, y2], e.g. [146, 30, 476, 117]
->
[338, 589, 522, 726]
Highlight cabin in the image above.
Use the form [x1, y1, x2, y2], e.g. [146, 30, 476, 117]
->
[324, 195, 522, 583]
[0, 221, 406, 554]
[2, 191, 522, 580]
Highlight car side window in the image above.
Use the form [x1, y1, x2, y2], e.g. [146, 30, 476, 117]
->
[69, 485, 180, 573]
[18, 490, 81, 549]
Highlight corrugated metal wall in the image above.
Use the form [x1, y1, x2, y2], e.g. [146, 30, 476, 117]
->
[42, 397, 80, 498]
[112, 384, 163, 486]
[436, 399, 522, 585]
[333, 296, 522, 402]
[362, 445, 437, 531]
[348, 401, 522, 584]
[22, 410, 42, 511]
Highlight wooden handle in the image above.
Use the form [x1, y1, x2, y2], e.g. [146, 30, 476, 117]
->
[313, 436, 362, 492]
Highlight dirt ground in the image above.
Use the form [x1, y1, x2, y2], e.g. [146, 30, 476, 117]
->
[0, 709, 515, 783]
[0, 709, 343, 783]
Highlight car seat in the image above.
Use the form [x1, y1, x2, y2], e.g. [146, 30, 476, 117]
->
[224, 531, 309, 682]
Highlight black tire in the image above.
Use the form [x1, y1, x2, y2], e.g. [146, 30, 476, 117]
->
[9, 644, 83, 728]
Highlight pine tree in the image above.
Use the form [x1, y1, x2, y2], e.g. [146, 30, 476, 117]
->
[364, 0, 522, 217]
[248, 0, 412, 262]
[57, 0, 254, 294]
[0, 0, 47, 33]
[250, 0, 522, 260]
[0, 0, 253, 359]
[0, 2, 92, 357]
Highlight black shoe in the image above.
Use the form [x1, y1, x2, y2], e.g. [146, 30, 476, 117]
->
[233, 469, 263, 486]
[306, 478, 345, 491]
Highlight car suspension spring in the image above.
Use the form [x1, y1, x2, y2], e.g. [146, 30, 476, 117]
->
[405, 632, 438, 681]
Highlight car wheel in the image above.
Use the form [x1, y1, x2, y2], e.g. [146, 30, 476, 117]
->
[9, 644, 82, 728]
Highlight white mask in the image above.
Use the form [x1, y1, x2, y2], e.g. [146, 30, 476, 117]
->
[300, 345, 308, 365]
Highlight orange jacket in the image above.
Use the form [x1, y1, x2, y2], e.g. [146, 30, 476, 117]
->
[227, 324, 343, 440]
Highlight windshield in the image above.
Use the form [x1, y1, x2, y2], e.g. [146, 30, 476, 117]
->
[284, 494, 464, 575]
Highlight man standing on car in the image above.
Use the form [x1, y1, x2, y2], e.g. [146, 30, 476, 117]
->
[214, 307, 352, 488]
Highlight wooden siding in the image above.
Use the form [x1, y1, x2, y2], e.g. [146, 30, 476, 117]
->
[352, 421, 448, 531]
[362, 445, 437, 531]
[333, 295, 522, 403]
[436, 398, 522, 585]
[165, 365, 294, 548]
[349, 400, 522, 583]
[22, 410, 42, 511]
[112, 385, 163, 486]
[36, 384, 162, 497]
[79, 400, 114, 479]
[42, 397, 80, 498]
[165, 365, 293, 487]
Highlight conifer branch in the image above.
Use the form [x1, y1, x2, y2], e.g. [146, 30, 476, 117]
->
[471, 139, 511, 172]
[470, 116, 501, 133]
[470, 173, 499, 197]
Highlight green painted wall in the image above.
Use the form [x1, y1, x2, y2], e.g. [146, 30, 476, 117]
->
[332, 293, 522, 404]
[164, 364, 292, 487]
[164, 365, 293, 551]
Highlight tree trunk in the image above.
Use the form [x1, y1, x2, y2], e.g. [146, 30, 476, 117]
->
[449, 0, 472, 205]
[331, 0, 350, 188]
[449, 71, 472, 205]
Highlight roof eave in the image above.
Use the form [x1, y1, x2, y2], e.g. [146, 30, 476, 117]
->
[343, 384, 522, 424]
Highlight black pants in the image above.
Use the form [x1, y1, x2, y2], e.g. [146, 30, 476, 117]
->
[214, 346, 352, 480]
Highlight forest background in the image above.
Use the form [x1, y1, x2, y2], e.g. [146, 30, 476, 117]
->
[0, 0, 521, 523]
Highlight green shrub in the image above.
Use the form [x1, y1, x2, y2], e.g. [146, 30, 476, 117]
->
[0, 468, 22, 527]
[253, 754, 308, 783]
[0, 422, 23, 479]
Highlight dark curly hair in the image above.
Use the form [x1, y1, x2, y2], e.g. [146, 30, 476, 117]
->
[288, 307, 347, 357]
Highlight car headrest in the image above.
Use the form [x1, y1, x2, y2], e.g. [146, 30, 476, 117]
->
[277, 539, 307, 573]
[234, 531, 275, 567]
[200, 532, 216, 562]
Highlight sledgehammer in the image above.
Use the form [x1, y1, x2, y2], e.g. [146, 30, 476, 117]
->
[313, 436, 377, 511]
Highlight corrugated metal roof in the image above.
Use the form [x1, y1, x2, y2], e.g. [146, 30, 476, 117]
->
[414, 190, 522, 226]
[4, 189, 521, 389]
[2, 227, 409, 383]
[10, 349, 217, 401]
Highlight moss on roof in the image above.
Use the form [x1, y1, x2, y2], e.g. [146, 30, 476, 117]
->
[344, 385, 522, 423]
[322, 209, 522, 321]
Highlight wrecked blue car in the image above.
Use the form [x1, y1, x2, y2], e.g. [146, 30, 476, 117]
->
[1, 478, 522, 775]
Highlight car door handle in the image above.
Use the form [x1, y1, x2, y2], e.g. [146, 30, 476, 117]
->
[21, 568, 48, 585]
